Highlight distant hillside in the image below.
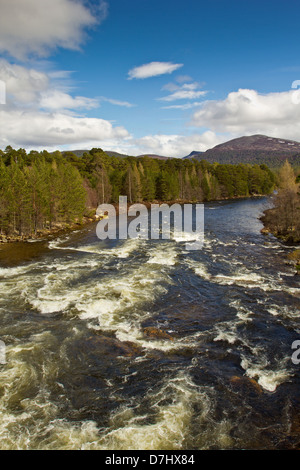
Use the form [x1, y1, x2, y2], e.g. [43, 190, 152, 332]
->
[62, 149, 89, 157]
[62, 149, 169, 160]
[104, 150, 129, 159]
[185, 135, 300, 167]
[210, 134, 300, 153]
[105, 151, 170, 160]
[138, 154, 170, 160]
[61, 135, 300, 168]
[183, 150, 204, 160]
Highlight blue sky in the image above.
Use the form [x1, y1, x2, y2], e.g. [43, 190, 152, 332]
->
[1, 0, 300, 157]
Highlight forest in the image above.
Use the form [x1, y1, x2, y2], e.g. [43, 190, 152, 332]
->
[0, 146, 276, 239]
[261, 160, 300, 244]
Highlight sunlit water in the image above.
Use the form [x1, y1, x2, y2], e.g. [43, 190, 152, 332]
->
[0, 197, 299, 450]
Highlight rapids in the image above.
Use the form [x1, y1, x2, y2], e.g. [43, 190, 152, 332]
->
[0, 197, 299, 449]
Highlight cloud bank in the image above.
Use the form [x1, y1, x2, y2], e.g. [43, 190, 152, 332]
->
[131, 131, 224, 158]
[0, 59, 130, 150]
[0, 109, 129, 148]
[191, 88, 300, 140]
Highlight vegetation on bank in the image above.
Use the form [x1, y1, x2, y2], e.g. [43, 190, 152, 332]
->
[260, 160, 300, 243]
[0, 146, 276, 241]
[260, 160, 300, 273]
[287, 249, 300, 274]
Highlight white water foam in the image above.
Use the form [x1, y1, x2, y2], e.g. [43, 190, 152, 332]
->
[240, 355, 291, 392]
[147, 243, 178, 266]
[187, 258, 300, 297]
[49, 237, 143, 259]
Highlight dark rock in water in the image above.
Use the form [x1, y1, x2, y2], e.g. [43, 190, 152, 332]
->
[230, 375, 262, 394]
[143, 327, 174, 341]
[83, 335, 145, 358]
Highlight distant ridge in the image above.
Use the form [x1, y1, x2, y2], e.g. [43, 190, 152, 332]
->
[183, 150, 204, 159]
[137, 154, 169, 160]
[62, 149, 88, 157]
[208, 134, 300, 152]
[62, 150, 170, 160]
[105, 152, 170, 160]
[62, 134, 300, 167]
[104, 150, 129, 159]
[184, 134, 300, 167]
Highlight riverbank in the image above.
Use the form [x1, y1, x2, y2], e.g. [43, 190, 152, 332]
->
[260, 207, 300, 274]
[0, 210, 103, 244]
[0, 194, 268, 245]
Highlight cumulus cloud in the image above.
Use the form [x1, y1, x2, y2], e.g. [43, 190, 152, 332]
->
[190, 88, 300, 140]
[0, 60, 131, 150]
[0, 108, 129, 148]
[131, 131, 224, 158]
[128, 61, 183, 80]
[40, 90, 99, 110]
[0, 0, 108, 59]
[0, 59, 98, 111]
[0, 59, 49, 104]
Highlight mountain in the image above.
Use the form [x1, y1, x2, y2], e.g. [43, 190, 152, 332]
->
[183, 150, 204, 159]
[185, 135, 300, 167]
[62, 135, 300, 168]
[208, 134, 300, 152]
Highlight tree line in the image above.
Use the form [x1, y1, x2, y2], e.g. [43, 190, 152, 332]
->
[261, 159, 300, 243]
[0, 146, 276, 238]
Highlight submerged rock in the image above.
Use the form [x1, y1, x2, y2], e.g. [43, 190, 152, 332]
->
[143, 327, 174, 341]
[230, 375, 263, 394]
[85, 335, 145, 358]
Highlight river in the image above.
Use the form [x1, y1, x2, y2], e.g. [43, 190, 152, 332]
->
[0, 196, 299, 450]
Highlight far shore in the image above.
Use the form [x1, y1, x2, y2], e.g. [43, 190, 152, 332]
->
[0, 194, 267, 245]
[0, 212, 102, 245]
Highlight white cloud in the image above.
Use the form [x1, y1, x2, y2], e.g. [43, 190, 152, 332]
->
[128, 61, 183, 80]
[0, 0, 108, 59]
[160, 89, 207, 102]
[40, 90, 99, 110]
[159, 81, 207, 102]
[0, 59, 100, 112]
[161, 102, 204, 110]
[190, 88, 300, 140]
[0, 60, 131, 150]
[100, 97, 136, 108]
[130, 131, 224, 158]
[176, 75, 193, 84]
[0, 108, 129, 149]
[0, 59, 49, 103]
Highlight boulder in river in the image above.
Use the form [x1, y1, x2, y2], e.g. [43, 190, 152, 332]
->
[230, 375, 263, 394]
[143, 327, 174, 341]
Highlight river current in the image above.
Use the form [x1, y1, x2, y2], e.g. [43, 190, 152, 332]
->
[0, 197, 299, 450]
